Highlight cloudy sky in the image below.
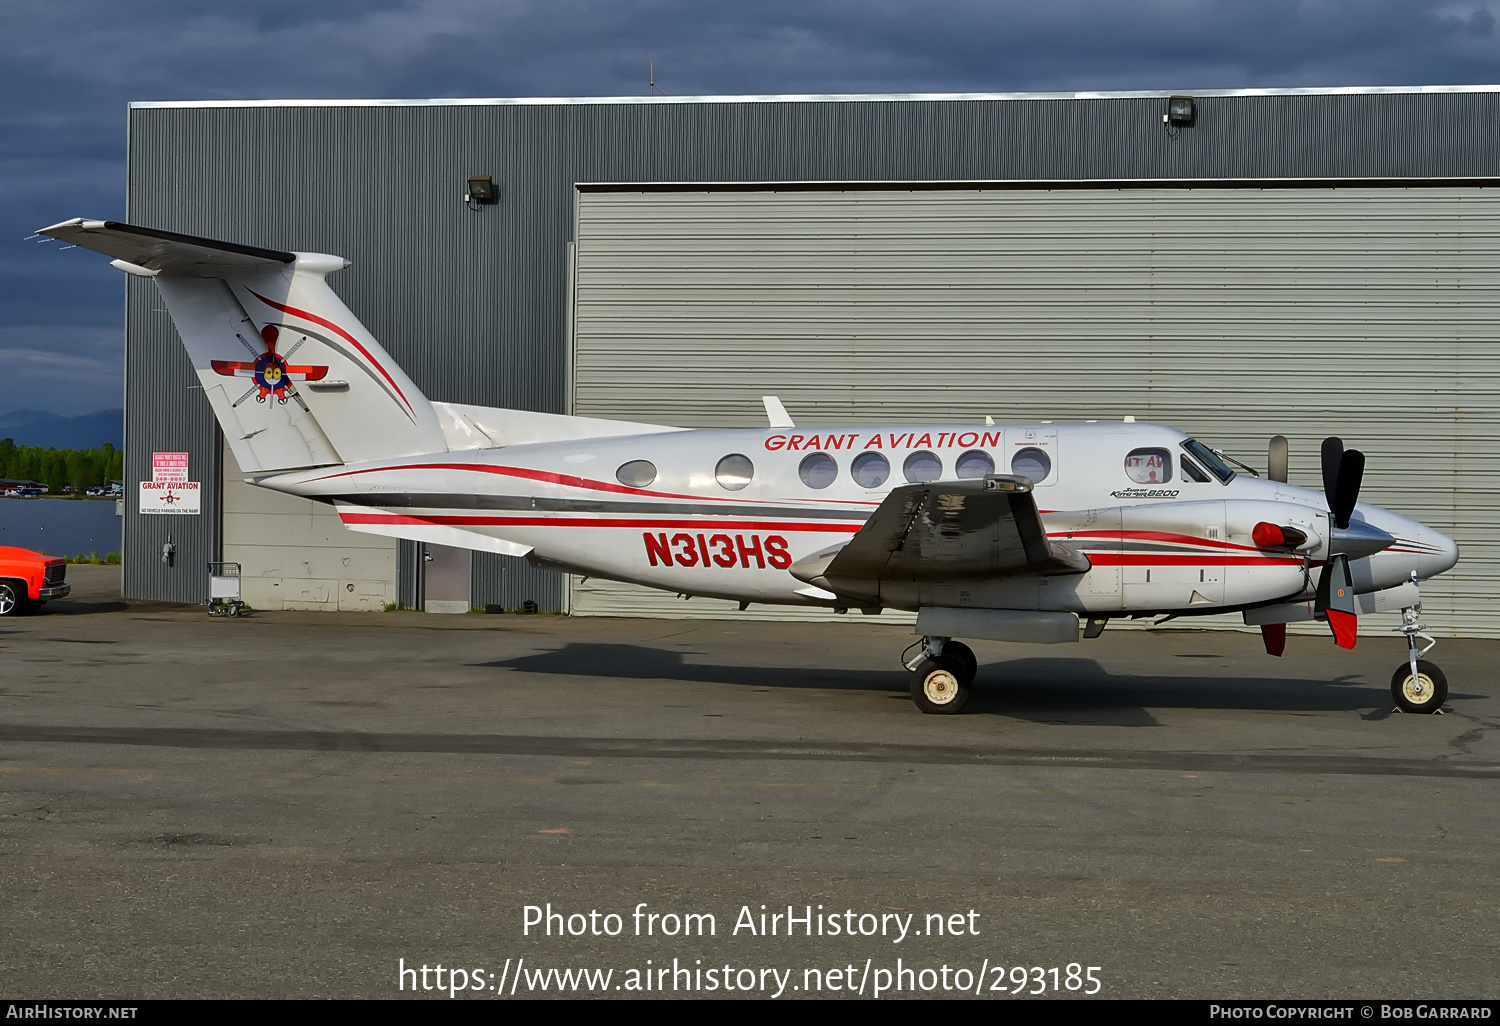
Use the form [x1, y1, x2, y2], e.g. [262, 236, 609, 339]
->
[5, 0, 1500, 416]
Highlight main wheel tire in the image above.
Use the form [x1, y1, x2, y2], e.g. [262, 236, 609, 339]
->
[910, 654, 972, 714]
[943, 641, 978, 685]
[0, 580, 22, 617]
[1391, 659, 1448, 714]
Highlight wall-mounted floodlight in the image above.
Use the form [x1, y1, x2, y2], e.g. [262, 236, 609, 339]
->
[1164, 96, 1196, 127]
[465, 175, 497, 207]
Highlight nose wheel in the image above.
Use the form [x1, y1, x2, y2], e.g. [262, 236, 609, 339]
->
[906, 637, 977, 714]
[1391, 659, 1447, 714]
[1393, 601, 1446, 714]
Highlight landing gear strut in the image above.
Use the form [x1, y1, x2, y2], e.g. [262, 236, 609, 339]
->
[1392, 595, 1446, 714]
[906, 636, 976, 714]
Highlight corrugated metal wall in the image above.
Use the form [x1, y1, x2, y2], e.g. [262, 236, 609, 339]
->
[124, 90, 1500, 608]
[571, 186, 1500, 636]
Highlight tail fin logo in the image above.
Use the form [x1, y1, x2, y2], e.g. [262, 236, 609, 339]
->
[211, 325, 328, 406]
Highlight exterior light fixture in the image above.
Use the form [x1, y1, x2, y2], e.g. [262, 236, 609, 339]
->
[465, 175, 497, 206]
[1164, 96, 1196, 127]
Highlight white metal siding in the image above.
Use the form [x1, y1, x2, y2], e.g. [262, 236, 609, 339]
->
[571, 187, 1500, 636]
[221, 441, 396, 612]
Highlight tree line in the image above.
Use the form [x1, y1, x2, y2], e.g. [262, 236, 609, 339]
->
[0, 439, 124, 494]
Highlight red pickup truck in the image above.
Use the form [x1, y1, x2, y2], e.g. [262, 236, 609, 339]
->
[0, 547, 70, 616]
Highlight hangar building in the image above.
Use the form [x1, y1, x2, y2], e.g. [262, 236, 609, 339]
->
[120, 87, 1500, 635]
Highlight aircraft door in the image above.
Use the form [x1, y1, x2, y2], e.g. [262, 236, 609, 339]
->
[1004, 427, 1058, 487]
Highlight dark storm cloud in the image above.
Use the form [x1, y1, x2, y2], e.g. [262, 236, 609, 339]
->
[5, 1, 1500, 413]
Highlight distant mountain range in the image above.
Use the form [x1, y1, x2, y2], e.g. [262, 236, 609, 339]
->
[0, 409, 123, 449]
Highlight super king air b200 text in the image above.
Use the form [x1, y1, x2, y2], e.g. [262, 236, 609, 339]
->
[40, 218, 1462, 715]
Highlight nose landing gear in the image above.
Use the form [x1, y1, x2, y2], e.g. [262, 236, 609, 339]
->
[906, 636, 977, 714]
[1393, 599, 1447, 714]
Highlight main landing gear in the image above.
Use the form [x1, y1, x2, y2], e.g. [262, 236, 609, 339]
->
[906, 637, 977, 714]
[1392, 603, 1447, 714]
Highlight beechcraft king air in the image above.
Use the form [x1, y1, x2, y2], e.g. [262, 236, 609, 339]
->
[40, 218, 1462, 715]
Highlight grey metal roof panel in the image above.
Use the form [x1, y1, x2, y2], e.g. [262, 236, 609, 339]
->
[129, 83, 1500, 109]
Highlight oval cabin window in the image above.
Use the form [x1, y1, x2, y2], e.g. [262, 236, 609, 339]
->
[955, 450, 994, 479]
[903, 451, 943, 484]
[1011, 447, 1051, 482]
[616, 460, 657, 488]
[798, 452, 838, 489]
[715, 453, 755, 491]
[851, 452, 890, 488]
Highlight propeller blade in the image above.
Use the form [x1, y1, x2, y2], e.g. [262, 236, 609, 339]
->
[1320, 436, 1344, 503]
[1268, 435, 1288, 483]
[1314, 553, 1358, 649]
[1331, 449, 1365, 530]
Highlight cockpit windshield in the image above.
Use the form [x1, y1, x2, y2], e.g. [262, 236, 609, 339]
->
[1180, 438, 1235, 483]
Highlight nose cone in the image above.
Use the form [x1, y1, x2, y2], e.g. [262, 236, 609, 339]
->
[1417, 528, 1460, 580]
[1330, 520, 1396, 561]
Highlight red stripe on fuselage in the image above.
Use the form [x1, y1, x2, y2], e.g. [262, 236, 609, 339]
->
[1066, 529, 1264, 553]
[1088, 554, 1303, 566]
[314, 462, 880, 508]
[248, 289, 414, 416]
[339, 512, 862, 533]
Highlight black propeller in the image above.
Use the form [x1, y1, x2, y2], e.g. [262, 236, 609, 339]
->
[1320, 436, 1365, 530]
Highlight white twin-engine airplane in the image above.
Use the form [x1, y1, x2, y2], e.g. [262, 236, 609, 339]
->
[41, 218, 1462, 715]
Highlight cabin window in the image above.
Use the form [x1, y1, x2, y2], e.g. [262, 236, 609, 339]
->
[616, 460, 657, 488]
[851, 452, 890, 488]
[1124, 447, 1172, 484]
[955, 449, 994, 479]
[1180, 455, 1210, 483]
[715, 453, 755, 491]
[903, 451, 943, 483]
[798, 452, 838, 489]
[1011, 447, 1051, 482]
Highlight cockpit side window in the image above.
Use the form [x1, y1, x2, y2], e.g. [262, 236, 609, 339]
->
[1179, 439, 1234, 483]
[1179, 455, 1211, 483]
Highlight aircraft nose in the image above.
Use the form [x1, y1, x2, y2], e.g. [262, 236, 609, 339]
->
[1416, 527, 1459, 580]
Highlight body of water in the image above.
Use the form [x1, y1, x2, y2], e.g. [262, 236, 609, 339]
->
[0, 499, 123, 557]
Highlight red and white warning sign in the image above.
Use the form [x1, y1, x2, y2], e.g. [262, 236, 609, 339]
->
[152, 452, 190, 483]
[139, 480, 201, 515]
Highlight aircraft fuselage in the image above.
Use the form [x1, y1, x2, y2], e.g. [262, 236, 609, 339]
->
[260, 420, 1458, 618]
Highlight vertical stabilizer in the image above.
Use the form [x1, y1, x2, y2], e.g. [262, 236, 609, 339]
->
[220, 258, 447, 466]
[36, 219, 448, 473]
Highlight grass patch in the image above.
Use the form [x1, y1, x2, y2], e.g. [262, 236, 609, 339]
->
[65, 552, 121, 565]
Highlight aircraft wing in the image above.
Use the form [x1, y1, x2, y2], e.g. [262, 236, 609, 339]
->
[792, 476, 1088, 598]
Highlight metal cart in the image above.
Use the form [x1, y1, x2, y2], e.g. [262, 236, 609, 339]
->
[207, 562, 244, 617]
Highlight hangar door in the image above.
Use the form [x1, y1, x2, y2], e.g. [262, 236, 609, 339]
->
[569, 185, 1500, 637]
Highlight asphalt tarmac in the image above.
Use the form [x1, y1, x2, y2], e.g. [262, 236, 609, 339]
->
[1, 565, 1497, 1000]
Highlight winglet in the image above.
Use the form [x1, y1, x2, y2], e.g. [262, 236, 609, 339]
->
[762, 396, 794, 428]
